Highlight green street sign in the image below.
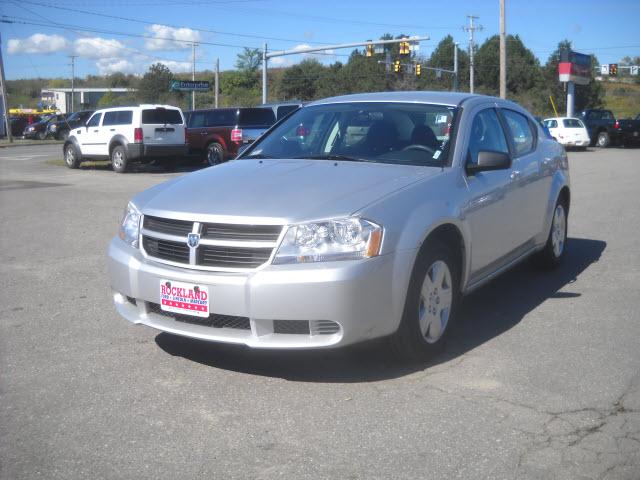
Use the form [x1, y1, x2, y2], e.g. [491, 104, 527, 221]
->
[170, 80, 210, 92]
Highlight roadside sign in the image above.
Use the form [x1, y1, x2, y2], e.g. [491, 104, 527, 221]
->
[632, 66, 639, 76]
[558, 49, 591, 85]
[601, 64, 610, 75]
[170, 80, 210, 92]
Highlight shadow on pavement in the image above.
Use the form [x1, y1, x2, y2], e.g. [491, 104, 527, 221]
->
[155, 237, 606, 382]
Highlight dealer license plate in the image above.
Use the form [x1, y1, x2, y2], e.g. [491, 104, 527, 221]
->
[160, 279, 209, 318]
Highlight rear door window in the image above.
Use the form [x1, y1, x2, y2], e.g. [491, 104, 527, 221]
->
[205, 110, 237, 126]
[142, 108, 183, 125]
[563, 119, 584, 128]
[238, 108, 275, 126]
[276, 105, 299, 119]
[103, 110, 133, 126]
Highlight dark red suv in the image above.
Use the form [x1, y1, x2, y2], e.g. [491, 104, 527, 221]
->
[186, 108, 277, 166]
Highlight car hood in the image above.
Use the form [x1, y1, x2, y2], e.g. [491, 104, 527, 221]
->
[135, 159, 441, 224]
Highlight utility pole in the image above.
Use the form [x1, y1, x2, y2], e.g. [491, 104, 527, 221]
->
[68, 55, 77, 112]
[191, 43, 197, 110]
[464, 15, 482, 94]
[214, 58, 219, 108]
[453, 43, 459, 91]
[499, 0, 507, 98]
[262, 43, 267, 104]
[0, 34, 13, 142]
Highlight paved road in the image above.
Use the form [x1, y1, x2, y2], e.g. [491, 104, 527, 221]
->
[1, 145, 639, 480]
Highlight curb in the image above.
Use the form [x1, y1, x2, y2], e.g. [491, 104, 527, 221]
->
[0, 141, 63, 149]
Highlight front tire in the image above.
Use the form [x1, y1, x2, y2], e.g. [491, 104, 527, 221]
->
[37, 130, 46, 140]
[205, 142, 224, 166]
[391, 241, 460, 362]
[596, 131, 610, 148]
[535, 197, 568, 269]
[111, 145, 128, 173]
[64, 143, 81, 169]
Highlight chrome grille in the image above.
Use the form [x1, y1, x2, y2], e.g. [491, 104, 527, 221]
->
[142, 237, 190, 263]
[201, 223, 281, 241]
[141, 215, 282, 271]
[143, 215, 193, 236]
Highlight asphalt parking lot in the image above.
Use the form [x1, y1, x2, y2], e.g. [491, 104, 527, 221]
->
[1, 144, 639, 480]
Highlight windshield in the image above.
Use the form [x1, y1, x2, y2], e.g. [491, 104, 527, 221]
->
[243, 102, 457, 167]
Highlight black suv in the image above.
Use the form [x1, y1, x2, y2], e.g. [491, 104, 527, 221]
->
[47, 110, 94, 140]
[578, 109, 621, 148]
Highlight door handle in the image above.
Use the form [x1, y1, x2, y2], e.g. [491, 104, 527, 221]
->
[110, 128, 116, 132]
[200, 131, 208, 135]
[93, 129, 99, 132]
[510, 170, 521, 180]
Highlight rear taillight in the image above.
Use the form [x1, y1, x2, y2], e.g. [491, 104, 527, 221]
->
[231, 128, 242, 143]
[614, 121, 620, 130]
[134, 127, 143, 143]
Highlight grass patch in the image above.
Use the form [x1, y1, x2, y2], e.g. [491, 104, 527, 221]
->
[46, 158, 112, 169]
[602, 81, 640, 118]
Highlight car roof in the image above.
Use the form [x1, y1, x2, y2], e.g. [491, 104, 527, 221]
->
[543, 117, 583, 121]
[306, 91, 490, 108]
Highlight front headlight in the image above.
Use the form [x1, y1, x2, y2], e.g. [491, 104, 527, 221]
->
[118, 203, 141, 248]
[27, 126, 35, 132]
[49, 124, 57, 131]
[273, 217, 383, 264]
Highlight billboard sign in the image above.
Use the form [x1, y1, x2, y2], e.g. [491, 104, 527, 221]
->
[558, 49, 591, 85]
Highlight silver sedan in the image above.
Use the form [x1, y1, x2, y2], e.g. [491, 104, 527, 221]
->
[108, 91, 569, 360]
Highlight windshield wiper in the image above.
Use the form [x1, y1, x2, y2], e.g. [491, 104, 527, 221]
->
[245, 153, 274, 159]
[294, 154, 368, 162]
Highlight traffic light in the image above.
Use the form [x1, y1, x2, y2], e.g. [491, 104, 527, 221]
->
[415, 63, 421, 76]
[393, 60, 401, 73]
[365, 43, 374, 57]
[609, 63, 618, 76]
[399, 40, 410, 55]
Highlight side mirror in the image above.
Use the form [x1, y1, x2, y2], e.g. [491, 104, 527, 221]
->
[466, 150, 511, 175]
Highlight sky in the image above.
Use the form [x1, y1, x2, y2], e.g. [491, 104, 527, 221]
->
[1, 0, 639, 80]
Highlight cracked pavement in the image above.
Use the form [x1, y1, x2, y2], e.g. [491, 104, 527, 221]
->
[1, 145, 640, 479]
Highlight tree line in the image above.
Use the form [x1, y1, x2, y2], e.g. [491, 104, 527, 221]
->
[7, 34, 639, 117]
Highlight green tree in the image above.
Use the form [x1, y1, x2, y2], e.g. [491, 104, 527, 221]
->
[426, 35, 470, 91]
[278, 58, 326, 101]
[236, 47, 262, 72]
[474, 34, 542, 96]
[137, 63, 174, 103]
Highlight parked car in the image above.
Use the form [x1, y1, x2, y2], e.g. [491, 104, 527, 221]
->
[108, 91, 570, 361]
[186, 107, 277, 166]
[543, 117, 590, 149]
[48, 110, 94, 140]
[578, 109, 621, 148]
[63, 105, 187, 173]
[9, 116, 30, 137]
[22, 113, 66, 140]
[617, 113, 640, 147]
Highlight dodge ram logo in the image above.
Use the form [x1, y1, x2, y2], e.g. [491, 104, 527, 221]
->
[187, 233, 200, 248]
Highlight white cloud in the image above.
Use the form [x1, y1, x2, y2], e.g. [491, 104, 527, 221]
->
[74, 37, 126, 59]
[270, 56, 294, 67]
[7, 33, 69, 55]
[96, 58, 138, 75]
[145, 24, 201, 51]
[156, 60, 192, 73]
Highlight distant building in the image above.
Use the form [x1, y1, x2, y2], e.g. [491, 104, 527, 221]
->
[41, 88, 135, 113]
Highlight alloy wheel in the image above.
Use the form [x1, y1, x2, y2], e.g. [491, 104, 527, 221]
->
[418, 260, 453, 344]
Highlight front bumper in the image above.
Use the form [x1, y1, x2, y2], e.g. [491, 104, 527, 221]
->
[108, 237, 412, 349]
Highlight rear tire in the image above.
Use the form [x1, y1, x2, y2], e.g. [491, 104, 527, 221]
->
[111, 145, 128, 173]
[596, 131, 610, 148]
[59, 130, 69, 141]
[390, 241, 460, 362]
[535, 197, 568, 269]
[64, 143, 81, 169]
[205, 142, 224, 166]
